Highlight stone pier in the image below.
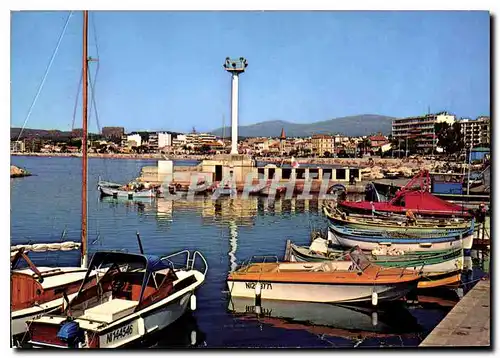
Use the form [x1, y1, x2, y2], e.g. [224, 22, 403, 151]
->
[419, 279, 490, 347]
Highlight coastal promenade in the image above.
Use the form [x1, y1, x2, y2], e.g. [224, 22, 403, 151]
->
[419, 279, 491, 347]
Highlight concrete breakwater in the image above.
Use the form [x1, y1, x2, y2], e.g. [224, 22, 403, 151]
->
[10, 165, 31, 178]
[11, 152, 444, 168]
[12, 152, 450, 182]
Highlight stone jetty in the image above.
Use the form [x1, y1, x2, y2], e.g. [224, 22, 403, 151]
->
[419, 279, 491, 347]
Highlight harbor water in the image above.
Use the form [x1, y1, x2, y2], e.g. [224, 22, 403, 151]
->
[10, 157, 488, 348]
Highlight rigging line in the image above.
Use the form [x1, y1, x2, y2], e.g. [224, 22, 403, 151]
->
[89, 12, 101, 133]
[16, 11, 74, 142]
[91, 12, 100, 62]
[71, 68, 83, 131]
[88, 68, 101, 134]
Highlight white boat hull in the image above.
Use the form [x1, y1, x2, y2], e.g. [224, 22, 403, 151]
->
[227, 280, 416, 304]
[98, 291, 192, 348]
[99, 185, 155, 198]
[328, 230, 473, 252]
[28, 270, 206, 349]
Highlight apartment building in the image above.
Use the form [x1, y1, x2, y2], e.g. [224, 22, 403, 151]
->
[459, 116, 490, 148]
[172, 134, 187, 148]
[311, 134, 334, 156]
[148, 132, 172, 149]
[184, 133, 217, 149]
[392, 112, 455, 152]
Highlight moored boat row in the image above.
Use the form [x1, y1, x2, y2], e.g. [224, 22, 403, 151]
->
[227, 184, 475, 307]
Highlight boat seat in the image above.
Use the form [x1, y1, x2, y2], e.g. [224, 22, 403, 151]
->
[82, 298, 138, 323]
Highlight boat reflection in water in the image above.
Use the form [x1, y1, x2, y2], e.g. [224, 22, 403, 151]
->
[98, 196, 156, 212]
[99, 196, 333, 223]
[227, 297, 424, 343]
[130, 312, 206, 348]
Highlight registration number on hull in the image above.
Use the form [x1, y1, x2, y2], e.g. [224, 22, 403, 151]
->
[100, 321, 138, 347]
[245, 282, 272, 290]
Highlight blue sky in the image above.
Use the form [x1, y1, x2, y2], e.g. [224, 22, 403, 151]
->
[10, 11, 490, 133]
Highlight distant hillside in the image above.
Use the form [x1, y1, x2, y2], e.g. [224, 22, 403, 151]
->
[11, 128, 72, 141]
[10, 128, 101, 141]
[211, 114, 394, 138]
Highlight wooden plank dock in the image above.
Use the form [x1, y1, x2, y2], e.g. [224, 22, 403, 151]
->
[419, 279, 491, 347]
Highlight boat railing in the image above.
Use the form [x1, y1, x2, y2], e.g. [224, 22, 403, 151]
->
[236, 255, 279, 272]
[162, 250, 208, 276]
[374, 262, 426, 279]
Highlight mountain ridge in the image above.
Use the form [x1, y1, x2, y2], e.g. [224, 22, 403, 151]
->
[211, 114, 395, 138]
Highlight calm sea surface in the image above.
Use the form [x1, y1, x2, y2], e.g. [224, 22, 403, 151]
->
[10, 156, 486, 348]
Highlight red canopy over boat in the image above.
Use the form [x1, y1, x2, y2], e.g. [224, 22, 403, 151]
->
[338, 170, 471, 217]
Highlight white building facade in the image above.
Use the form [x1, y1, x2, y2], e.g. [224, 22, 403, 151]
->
[392, 112, 456, 152]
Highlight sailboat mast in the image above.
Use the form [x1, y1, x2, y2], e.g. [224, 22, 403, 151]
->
[81, 10, 88, 268]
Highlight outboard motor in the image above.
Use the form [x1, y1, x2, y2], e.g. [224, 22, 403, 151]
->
[57, 320, 84, 348]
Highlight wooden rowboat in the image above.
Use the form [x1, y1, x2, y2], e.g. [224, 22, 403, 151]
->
[324, 206, 471, 232]
[288, 240, 463, 272]
[327, 222, 474, 252]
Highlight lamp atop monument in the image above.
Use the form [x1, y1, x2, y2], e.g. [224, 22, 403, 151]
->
[223, 57, 248, 74]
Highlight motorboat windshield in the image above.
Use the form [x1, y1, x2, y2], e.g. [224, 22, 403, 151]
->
[346, 248, 372, 271]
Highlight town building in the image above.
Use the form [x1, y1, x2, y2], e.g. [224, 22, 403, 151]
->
[172, 134, 187, 148]
[311, 134, 334, 156]
[459, 116, 490, 149]
[126, 133, 142, 147]
[10, 140, 25, 152]
[369, 134, 387, 147]
[146, 132, 171, 150]
[279, 128, 286, 155]
[102, 127, 125, 140]
[392, 112, 456, 152]
[183, 133, 218, 150]
[369, 134, 389, 152]
[158, 132, 172, 148]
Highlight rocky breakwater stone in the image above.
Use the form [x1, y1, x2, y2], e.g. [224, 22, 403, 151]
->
[10, 165, 31, 178]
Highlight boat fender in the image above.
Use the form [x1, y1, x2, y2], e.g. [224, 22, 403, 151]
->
[255, 284, 262, 306]
[255, 283, 261, 296]
[190, 294, 197, 311]
[371, 311, 378, 326]
[190, 330, 197, 346]
[255, 305, 261, 315]
[371, 292, 378, 306]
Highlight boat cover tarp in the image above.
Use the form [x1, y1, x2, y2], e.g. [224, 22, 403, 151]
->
[340, 190, 470, 217]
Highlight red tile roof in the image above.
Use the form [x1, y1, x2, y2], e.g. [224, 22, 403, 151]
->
[369, 135, 387, 141]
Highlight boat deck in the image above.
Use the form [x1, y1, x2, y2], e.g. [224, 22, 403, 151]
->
[243, 263, 279, 273]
